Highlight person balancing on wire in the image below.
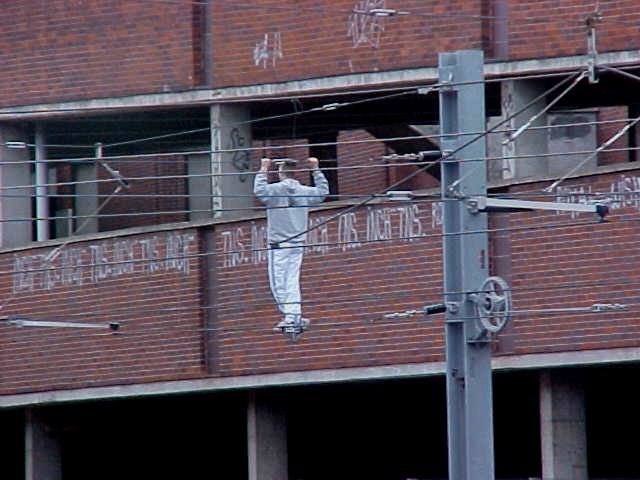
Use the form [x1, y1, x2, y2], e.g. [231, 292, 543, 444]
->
[254, 156, 329, 336]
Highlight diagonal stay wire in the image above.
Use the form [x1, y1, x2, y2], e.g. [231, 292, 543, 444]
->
[0, 185, 125, 313]
[545, 114, 640, 192]
[278, 70, 586, 244]
[96, 91, 418, 150]
[450, 70, 587, 189]
[600, 64, 640, 83]
[501, 70, 587, 145]
[542, 64, 640, 192]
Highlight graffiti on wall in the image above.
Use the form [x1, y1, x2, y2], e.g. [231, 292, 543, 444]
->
[229, 127, 251, 182]
[13, 232, 196, 293]
[348, 0, 388, 48]
[220, 204, 427, 268]
[254, 32, 283, 68]
[554, 174, 640, 218]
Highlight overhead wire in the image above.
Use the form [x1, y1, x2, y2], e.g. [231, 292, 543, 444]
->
[7, 180, 640, 203]
[539, 62, 640, 193]
[277, 70, 588, 244]
[0, 71, 598, 231]
[544, 114, 640, 192]
[0, 0, 632, 129]
[6, 273, 640, 321]
[3, 113, 636, 172]
[1, 4, 640, 342]
[0, 185, 126, 314]
[2, 298, 635, 340]
[2, 209, 637, 338]
[3, 212, 627, 279]
[2, 138, 640, 223]
[0, 69, 575, 119]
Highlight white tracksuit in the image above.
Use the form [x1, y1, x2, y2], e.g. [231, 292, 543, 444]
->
[254, 169, 329, 321]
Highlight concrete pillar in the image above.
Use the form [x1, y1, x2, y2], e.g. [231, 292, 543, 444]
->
[540, 370, 588, 480]
[247, 391, 288, 480]
[35, 123, 50, 241]
[211, 104, 254, 218]
[25, 409, 62, 480]
[499, 80, 550, 181]
[187, 153, 214, 222]
[0, 125, 33, 247]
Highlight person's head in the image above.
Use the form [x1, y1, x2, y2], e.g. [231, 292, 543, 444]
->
[275, 158, 298, 181]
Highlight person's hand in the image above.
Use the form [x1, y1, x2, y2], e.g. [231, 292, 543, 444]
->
[260, 158, 272, 171]
[307, 157, 319, 170]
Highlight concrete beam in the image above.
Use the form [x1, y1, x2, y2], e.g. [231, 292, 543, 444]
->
[0, 51, 638, 121]
[3, 346, 640, 408]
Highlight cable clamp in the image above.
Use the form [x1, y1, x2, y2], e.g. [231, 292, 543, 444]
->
[387, 191, 414, 201]
[591, 303, 627, 312]
[312, 103, 346, 112]
[382, 150, 440, 161]
[101, 163, 130, 190]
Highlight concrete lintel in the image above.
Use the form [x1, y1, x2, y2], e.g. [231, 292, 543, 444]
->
[0, 51, 639, 121]
[3, 346, 640, 408]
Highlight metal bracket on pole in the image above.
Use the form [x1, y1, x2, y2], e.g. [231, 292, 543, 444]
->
[466, 196, 609, 220]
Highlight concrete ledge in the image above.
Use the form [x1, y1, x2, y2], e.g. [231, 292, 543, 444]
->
[0, 50, 638, 120]
[2, 346, 640, 408]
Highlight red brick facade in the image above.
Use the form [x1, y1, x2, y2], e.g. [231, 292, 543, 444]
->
[0, 1, 199, 107]
[1, 168, 638, 394]
[0, 229, 203, 394]
[0, 0, 638, 107]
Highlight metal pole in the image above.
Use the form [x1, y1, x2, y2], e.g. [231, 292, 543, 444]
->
[35, 123, 50, 241]
[439, 50, 495, 480]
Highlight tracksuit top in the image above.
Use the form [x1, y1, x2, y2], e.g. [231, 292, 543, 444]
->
[253, 170, 329, 244]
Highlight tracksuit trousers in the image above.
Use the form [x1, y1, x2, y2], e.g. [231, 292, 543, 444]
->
[267, 243, 304, 321]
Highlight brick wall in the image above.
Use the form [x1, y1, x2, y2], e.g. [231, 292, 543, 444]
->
[211, 0, 484, 88]
[597, 106, 630, 166]
[337, 130, 389, 195]
[502, 171, 640, 354]
[0, 229, 203, 394]
[0, 1, 638, 107]
[212, 201, 442, 376]
[501, 0, 640, 61]
[0, 0, 199, 107]
[1, 167, 640, 393]
[97, 156, 189, 232]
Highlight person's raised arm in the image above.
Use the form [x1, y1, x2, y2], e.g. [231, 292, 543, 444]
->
[254, 158, 274, 204]
[307, 157, 329, 204]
